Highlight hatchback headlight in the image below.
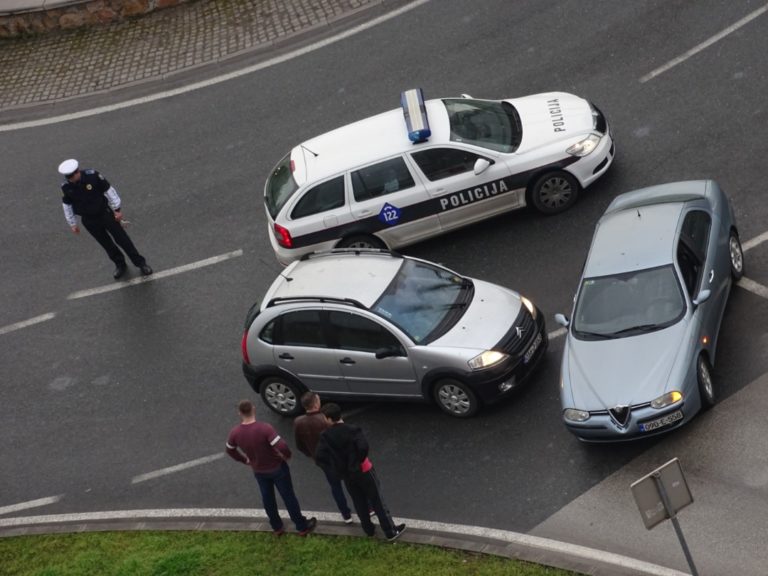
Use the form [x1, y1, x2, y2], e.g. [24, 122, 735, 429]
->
[520, 296, 536, 317]
[566, 133, 601, 157]
[650, 390, 683, 409]
[467, 350, 508, 370]
[564, 408, 590, 422]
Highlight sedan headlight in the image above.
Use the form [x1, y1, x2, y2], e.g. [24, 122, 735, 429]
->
[650, 390, 683, 409]
[564, 408, 590, 422]
[566, 133, 601, 157]
[520, 296, 536, 317]
[467, 350, 508, 370]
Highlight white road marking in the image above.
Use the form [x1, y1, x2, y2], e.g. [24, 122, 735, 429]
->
[0, 495, 62, 516]
[131, 454, 224, 484]
[0, 0, 431, 132]
[67, 249, 243, 300]
[743, 230, 768, 252]
[0, 509, 687, 575]
[639, 2, 768, 83]
[548, 327, 567, 340]
[737, 277, 768, 300]
[0, 312, 56, 336]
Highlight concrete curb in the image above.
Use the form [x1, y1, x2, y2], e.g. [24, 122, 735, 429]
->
[0, 509, 689, 576]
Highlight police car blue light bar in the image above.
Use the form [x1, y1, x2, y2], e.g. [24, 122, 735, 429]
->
[401, 88, 431, 143]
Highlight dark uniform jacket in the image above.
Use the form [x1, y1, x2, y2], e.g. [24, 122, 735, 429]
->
[61, 169, 113, 219]
[315, 422, 369, 480]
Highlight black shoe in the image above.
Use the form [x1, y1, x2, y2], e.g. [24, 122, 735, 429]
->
[298, 517, 317, 536]
[387, 523, 406, 542]
[113, 265, 127, 280]
[139, 265, 153, 276]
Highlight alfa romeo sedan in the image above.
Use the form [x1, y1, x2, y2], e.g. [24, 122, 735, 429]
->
[555, 180, 743, 441]
[265, 87, 614, 264]
[241, 249, 547, 417]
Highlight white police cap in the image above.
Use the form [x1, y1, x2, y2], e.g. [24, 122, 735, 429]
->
[58, 159, 79, 176]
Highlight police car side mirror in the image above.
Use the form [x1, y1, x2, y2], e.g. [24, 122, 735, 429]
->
[474, 158, 492, 175]
[554, 313, 570, 328]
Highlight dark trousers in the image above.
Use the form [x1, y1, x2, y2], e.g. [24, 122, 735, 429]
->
[254, 462, 309, 532]
[323, 468, 351, 519]
[82, 210, 146, 268]
[344, 467, 396, 537]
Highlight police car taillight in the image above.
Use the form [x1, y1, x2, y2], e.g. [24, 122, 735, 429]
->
[401, 88, 431, 143]
[290, 159, 295, 172]
[241, 330, 251, 364]
[273, 223, 293, 248]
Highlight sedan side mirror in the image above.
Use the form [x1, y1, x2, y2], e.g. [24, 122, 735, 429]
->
[375, 346, 404, 359]
[474, 158, 492, 175]
[692, 289, 711, 307]
[554, 313, 570, 328]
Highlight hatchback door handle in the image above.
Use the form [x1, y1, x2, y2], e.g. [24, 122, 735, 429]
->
[279, 353, 294, 360]
[339, 357, 356, 365]
[708, 270, 714, 283]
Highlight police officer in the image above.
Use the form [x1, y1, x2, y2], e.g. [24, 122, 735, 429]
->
[58, 159, 152, 280]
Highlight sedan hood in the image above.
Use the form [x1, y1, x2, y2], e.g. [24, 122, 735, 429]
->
[510, 92, 594, 153]
[431, 280, 523, 350]
[564, 320, 688, 410]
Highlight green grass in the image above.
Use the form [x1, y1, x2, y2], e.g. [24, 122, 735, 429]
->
[0, 531, 576, 576]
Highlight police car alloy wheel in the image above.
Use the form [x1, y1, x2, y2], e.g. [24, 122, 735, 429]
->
[433, 379, 479, 418]
[697, 354, 716, 410]
[260, 376, 303, 416]
[529, 171, 580, 214]
[729, 231, 744, 280]
[337, 235, 386, 250]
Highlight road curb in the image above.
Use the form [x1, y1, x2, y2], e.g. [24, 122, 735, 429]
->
[0, 509, 689, 576]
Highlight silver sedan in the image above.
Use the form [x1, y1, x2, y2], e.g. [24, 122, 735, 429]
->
[555, 180, 744, 441]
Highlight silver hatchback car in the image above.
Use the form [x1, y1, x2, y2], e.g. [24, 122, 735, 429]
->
[241, 250, 547, 417]
[556, 180, 744, 441]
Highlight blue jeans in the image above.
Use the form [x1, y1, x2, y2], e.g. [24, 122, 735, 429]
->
[254, 462, 309, 532]
[323, 467, 351, 519]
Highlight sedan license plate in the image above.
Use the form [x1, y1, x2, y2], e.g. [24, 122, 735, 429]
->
[523, 332, 543, 364]
[639, 410, 683, 433]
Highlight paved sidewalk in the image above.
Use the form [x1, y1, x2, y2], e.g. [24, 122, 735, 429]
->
[0, 0, 380, 111]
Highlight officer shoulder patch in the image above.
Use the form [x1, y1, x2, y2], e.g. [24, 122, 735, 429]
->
[85, 169, 96, 175]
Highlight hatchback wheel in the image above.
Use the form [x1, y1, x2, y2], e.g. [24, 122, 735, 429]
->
[729, 231, 744, 280]
[433, 379, 479, 418]
[336, 235, 386, 250]
[697, 354, 716, 410]
[260, 376, 303, 417]
[529, 171, 580, 214]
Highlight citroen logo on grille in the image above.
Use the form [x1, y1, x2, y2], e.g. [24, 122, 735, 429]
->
[609, 405, 631, 427]
[515, 326, 526, 339]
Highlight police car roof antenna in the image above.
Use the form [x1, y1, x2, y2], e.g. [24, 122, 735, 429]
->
[300, 144, 318, 158]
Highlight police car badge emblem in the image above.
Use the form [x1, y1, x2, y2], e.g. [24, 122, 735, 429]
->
[378, 203, 401, 226]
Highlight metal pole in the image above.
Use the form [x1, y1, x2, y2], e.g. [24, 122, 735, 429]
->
[653, 472, 699, 576]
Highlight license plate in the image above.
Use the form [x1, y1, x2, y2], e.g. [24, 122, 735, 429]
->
[639, 410, 683, 432]
[523, 332, 543, 364]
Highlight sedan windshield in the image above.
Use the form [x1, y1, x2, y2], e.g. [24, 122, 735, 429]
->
[572, 265, 685, 340]
[265, 153, 299, 219]
[372, 259, 473, 344]
[443, 98, 522, 153]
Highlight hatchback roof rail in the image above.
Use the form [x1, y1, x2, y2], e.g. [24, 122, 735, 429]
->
[266, 296, 368, 310]
[299, 248, 402, 261]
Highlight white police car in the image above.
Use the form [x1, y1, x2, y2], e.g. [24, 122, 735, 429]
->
[265, 88, 615, 264]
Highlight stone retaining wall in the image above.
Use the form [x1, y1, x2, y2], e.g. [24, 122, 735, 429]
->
[0, 0, 189, 38]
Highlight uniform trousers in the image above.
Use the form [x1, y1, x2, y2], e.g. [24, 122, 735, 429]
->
[344, 467, 396, 537]
[82, 210, 146, 268]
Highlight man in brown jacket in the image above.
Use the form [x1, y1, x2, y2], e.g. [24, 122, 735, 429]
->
[293, 392, 353, 523]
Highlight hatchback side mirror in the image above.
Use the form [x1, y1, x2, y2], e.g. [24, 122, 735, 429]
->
[554, 313, 570, 328]
[375, 346, 403, 359]
[474, 158, 492, 175]
[692, 289, 711, 307]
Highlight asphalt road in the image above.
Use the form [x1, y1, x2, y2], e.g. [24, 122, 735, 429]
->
[2, 0, 768, 570]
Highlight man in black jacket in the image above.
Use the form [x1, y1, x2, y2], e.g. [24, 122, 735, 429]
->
[314, 403, 405, 541]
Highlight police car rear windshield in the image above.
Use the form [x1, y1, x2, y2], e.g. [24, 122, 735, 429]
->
[372, 259, 473, 344]
[265, 153, 299, 219]
[443, 99, 522, 153]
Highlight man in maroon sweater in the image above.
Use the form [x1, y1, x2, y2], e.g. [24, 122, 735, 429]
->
[293, 392, 353, 523]
[226, 400, 316, 535]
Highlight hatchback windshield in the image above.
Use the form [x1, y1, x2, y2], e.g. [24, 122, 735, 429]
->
[265, 153, 299, 219]
[372, 259, 473, 344]
[573, 265, 685, 340]
[443, 98, 522, 153]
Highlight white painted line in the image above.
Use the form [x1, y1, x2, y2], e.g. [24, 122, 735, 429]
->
[0, 312, 56, 336]
[132, 454, 224, 484]
[639, 2, 768, 83]
[0, 495, 62, 516]
[0, 509, 688, 575]
[67, 249, 243, 300]
[548, 327, 567, 340]
[0, 0, 431, 132]
[737, 277, 768, 300]
[742, 230, 768, 252]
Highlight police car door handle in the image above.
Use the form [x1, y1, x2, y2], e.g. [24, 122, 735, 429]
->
[359, 209, 372, 216]
[278, 353, 294, 360]
[339, 357, 356, 365]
